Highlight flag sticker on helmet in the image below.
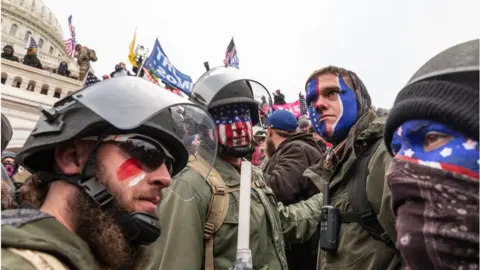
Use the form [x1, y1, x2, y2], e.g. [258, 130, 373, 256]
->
[117, 158, 146, 187]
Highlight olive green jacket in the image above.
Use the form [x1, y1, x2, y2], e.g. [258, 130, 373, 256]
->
[148, 156, 323, 270]
[1, 209, 102, 270]
[304, 112, 404, 270]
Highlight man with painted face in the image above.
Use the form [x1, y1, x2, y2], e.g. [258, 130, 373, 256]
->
[1, 77, 214, 270]
[303, 66, 403, 269]
[149, 67, 323, 270]
[384, 39, 479, 270]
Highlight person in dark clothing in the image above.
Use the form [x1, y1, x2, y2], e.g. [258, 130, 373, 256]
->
[262, 110, 324, 270]
[1, 45, 19, 62]
[22, 47, 42, 69]
[110, 62, 133, 78]
[54, 61, 71, 78]
[273, 89, 286, 105]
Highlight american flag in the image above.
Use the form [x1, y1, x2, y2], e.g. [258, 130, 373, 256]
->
[27, 35, 37, 48]
[211, 104, 252, 147]
[64, 15, 76, 57]
[223, 37, 239, 69]
[84, 72, 101, 87]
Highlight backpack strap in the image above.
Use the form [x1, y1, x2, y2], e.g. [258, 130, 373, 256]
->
[340, 139, 395, 248]
[8, 248, 68, 270]
[188, 158, 238, 270]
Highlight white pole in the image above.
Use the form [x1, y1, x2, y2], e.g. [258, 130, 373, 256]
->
[234, 160, 252, 268]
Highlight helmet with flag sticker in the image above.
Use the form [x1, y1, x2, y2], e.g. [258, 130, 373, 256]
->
[189, 67, 272, 157]
[16, 76, 218, 246]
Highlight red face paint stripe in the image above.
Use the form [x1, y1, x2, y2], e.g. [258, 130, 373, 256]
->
[117, 158, 143, 181]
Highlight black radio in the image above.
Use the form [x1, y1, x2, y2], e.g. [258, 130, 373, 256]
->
[319, 181, 340, 252]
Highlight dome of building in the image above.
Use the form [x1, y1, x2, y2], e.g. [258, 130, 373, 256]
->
[1, 0, 78, 72]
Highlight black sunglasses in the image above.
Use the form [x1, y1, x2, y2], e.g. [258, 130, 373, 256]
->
[82, 134, 175, 175]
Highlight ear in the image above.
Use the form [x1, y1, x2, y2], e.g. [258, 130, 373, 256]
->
[54, 141, 88, 175]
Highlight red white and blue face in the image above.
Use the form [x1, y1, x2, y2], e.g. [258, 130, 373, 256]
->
[391, 120, 479, 180]
[210, 103, 253, 148]
[306, 73, 358, 141]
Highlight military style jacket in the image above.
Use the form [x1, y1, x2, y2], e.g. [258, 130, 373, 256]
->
[304, 112, 404, 270]
[148, 156, 323, 270]
[1, 209, 102, 270]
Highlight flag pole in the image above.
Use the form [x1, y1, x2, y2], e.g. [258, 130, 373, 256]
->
[136, 60, 146, 77]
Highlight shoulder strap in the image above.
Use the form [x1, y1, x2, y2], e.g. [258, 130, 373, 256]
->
[340, 139, 395, 248]
[188, 158, 239, 270]
[8, 248, 69, 270]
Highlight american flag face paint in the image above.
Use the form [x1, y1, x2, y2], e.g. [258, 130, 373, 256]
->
[117, 157, 146, 187]
[306, 74, 357, 141]
[210, 103, 253, 147]
[391, 120, 479, 180]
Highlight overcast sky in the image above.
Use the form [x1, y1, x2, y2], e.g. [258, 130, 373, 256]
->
[43, 0, 479, 108]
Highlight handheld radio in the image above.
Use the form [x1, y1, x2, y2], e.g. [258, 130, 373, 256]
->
[319, 181, 340, 252]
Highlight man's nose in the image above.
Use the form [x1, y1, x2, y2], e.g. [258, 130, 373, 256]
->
[146, 164, 171, 188]
[315, 96, 329, 112]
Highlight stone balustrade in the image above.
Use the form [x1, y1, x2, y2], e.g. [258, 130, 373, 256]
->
[1, 58, 83, 100]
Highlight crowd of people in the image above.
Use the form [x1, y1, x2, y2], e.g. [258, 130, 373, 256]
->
[0, 39, 478, 270]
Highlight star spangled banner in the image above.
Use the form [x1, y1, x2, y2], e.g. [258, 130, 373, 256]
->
[223, 37, 239, 69]
[64, 15, 76, 58]
[84, 72, 101, 87]
[27, 35, 37, 48]
[143, 38, 193, 95]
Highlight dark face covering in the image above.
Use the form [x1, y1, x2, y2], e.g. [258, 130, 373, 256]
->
[388, 159, 479, 270]
[388, 120, 479, 270]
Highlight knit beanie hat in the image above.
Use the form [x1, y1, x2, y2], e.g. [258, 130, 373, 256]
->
[384, 39, 479, 155]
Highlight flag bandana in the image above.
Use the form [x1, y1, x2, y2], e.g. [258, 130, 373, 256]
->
[391, 120, 479, 180]
[210, 103, 253, 147]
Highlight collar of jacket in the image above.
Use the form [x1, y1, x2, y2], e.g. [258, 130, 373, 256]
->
[273, 133, 318, 155]
[304, 111, 385, 190]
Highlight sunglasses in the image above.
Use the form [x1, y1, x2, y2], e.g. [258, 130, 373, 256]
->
[82, 134, 175, 175]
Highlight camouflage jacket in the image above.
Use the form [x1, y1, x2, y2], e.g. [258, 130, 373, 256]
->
[1, 209, 101, 270]
[76, 47, 90, 72]
[304, 111, 404, 270]
[148, 156, 323, 270]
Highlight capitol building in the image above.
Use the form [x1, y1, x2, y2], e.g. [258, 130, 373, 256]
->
[1, 0, 83, 153]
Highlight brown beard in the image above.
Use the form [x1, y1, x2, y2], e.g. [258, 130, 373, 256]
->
[265, 137, 276, 158]
[74, 164, 152, 270]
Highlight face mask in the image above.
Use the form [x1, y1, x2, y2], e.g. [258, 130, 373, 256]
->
[388, 120, 479, 269]
[2, 161, 17, 177]
[210, 103, 253, 148]
[306, 74, 358, 142]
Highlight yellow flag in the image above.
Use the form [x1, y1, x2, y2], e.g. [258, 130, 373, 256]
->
[128, 29, 137, 67]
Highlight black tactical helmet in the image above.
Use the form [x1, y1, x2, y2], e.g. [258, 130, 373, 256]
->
[406, 39, 479, 86]
[189, 66, 271, 126]
[1, 113, 13, 151]
[17, 77, 190, 176]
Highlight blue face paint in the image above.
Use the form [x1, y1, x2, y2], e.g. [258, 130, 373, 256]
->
[391, 120, 479, 179]
[306, 74, 358, 141]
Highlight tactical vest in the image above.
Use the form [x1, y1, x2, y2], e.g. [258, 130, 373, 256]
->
[188, 158, 267, 270]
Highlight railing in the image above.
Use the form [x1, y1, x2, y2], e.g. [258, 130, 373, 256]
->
[1, 58, 83, 101]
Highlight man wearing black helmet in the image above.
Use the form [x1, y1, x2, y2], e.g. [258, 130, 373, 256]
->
[1, 76, 217, 270]
[384, 39, 479, 270]
[150, 67, 323, 270]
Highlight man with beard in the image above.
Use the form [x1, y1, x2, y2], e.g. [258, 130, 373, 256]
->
[1, 77, 215, 270]
[149, 67, 323, 270]
[303, 66, 403, 269]
[384, 39, 479, 270]
[262, 110, 323, 270]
